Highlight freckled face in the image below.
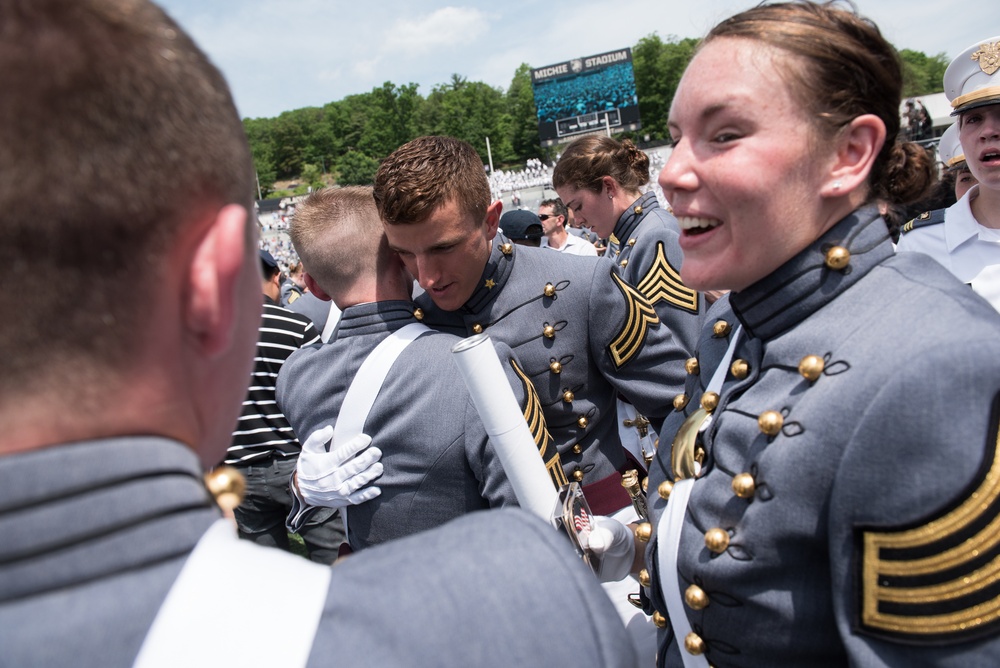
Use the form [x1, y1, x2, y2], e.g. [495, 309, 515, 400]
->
[658, 38, 834, 292]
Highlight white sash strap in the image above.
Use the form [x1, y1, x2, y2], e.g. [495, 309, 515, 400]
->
[334, 322, 430, 539]
[656, 325, 742, 667]
[133, 519, 331, 668]
[657, 478, 702, 667]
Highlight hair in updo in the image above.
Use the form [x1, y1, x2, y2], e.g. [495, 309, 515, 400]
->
[553, 135, 650, 194]
[705, 1, 935, 206]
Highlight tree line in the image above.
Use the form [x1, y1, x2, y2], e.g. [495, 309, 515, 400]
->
[246, 34, 949, 198]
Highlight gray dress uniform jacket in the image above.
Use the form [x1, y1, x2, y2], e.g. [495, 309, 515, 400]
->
[416, 236, 689, 515]
[276, 301, 534, 551]
[645, 207, 1000, 666]
[605, 191, 704, 356]
[0, 437, 639, 668]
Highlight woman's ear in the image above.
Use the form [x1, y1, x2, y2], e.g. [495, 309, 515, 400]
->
[602, 176, 617, 199]
[820, 113, 886, 198]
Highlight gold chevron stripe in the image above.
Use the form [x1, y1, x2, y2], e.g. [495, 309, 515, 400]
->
[509, 358, 566, 489]
[861, 416, 1000, 635]
[635, 242, 698, 313]
[608, 271, 660, 369]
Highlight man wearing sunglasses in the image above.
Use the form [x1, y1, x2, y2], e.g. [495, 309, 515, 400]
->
[538, 198, 599, 256]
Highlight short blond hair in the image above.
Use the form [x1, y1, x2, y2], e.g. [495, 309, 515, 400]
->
[290, 187, 388, 297]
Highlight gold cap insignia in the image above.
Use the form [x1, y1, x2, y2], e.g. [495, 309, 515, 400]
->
[972, 41, 1000, 75]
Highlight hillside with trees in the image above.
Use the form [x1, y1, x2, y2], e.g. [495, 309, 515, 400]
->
[246, 37, 949, 197]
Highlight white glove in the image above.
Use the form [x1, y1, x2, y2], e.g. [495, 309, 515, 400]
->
[295, 425, 383, 508]
[587, 515, 636, 583]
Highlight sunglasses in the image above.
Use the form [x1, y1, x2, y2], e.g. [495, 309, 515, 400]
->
[537, 214, 562, 221]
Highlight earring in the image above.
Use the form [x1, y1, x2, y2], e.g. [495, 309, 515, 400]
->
[832, 180, 843, 191]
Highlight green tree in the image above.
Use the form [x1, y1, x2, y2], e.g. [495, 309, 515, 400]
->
[632, 34, 699, 141]
[244, 117, 278, 198]
[507, 63, 540, 162]
[336, 150, 380, 186]
[359, 82, 423, 158]
[300, 163, 325, 192]
[420, 75, 513, 164]
[899, 49, 949, 97]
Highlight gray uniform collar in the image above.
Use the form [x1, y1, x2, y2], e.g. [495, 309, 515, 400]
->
[463, 232, 516, 314]
[335, 301, 424, 338]
[610, 191, 660, 247]
[0, 437, 216, 602]
[730, 205, 893, 340]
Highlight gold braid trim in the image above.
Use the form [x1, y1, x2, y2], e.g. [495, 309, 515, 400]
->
[861, 414, 1000, 636]
[608, 272, 659, 369]
[634, 242, 698, 313]
[509, 358, 567, 488]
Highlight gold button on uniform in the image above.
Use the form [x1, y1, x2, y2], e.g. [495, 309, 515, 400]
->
[563, 390, 574, 403]
[577, 415, 589, 429]
[685, 632, 706, 656]
[700, 392, 719, 412]
[732, 472, 756, 499]
[549, 361, 562, 374]
[628, 237, 637, 246]
[543, 325, 555, 339]
[825, 245, 850, 270]
[685, 584, 709, 610]
[635, 523, 652, 542]
[685, 357, 700, 375]
[205, 466, 246, 512]
[758, 410, 783, 436]
[620, 259, 629, 268]
[544, 283, 556, 297]
[572, 444, 582, 454]
[730, 359, 749, 379]
[501, 243, 513, 255]
[673, 394, 689, 410]
[658, 480, 673, 500]
[639, 569, 651, 588]
[572, 468, 584, 482]
[652, 611, 668, 628]
[798, 354, 824, 381]
[713, 320, 732, 337]
[413, 308, 424, 321]
[704, 527, 729, 553]
[472, 323, 483, 334]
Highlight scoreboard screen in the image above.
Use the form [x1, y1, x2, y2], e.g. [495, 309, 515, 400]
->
[531, 48, 641, 146]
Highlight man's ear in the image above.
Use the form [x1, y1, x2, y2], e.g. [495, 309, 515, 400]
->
[184, 204, 252, 357]
[485, 200, 502, 240]
[821, 113, 886, 198]
[303, 272, 331, 301]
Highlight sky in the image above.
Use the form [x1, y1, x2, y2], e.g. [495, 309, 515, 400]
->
[155, 0, 1000, 120]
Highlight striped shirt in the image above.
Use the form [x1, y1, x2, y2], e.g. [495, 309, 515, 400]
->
[226, 298, 321, 464]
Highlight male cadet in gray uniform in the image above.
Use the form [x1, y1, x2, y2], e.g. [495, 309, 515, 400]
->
[277, 186, 555, 551]
[0, 2, 639, 667]
[374, 135, 690, 659]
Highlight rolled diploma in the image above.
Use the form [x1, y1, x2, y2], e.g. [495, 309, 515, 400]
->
[453, 333, 560, 524]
